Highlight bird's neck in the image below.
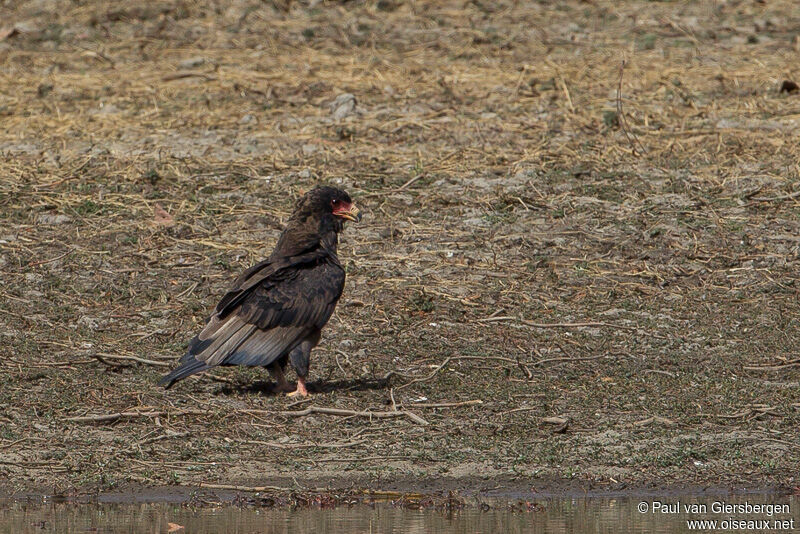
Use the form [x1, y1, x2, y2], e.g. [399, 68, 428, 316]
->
[272, 216, 339, 259]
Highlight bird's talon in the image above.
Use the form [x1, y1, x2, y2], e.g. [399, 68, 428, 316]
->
[286, 378, 308, 397]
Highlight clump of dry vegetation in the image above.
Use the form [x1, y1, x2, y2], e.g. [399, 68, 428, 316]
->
[0, 0, 798, 496]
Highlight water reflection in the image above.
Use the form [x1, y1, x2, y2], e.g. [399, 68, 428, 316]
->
[1, 494, 797, 533]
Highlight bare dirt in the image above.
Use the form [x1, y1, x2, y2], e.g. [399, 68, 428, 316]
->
[1, 0, 799, 499]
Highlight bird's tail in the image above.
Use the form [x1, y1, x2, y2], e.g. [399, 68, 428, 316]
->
[158, 356, 210, 389]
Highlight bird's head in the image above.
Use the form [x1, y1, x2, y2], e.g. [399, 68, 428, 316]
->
[274, 185, 361, 257]
[298, 186, 361, 227]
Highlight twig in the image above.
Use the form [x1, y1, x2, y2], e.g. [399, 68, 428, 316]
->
[162, 72, 218, 82]
[314, 455, 412, 463]
[516, 355, 534, 380]
[644, 369, 676, 377]
[475, 316, 517, 323]
[521, 319, 635, 330]
[749, 190, 800, 203]
[28, 249, 72, 267]
[286, 397, 314, 409]
[243, 439, 367, 449]
[616, 60, 647, 156]
[499, 406, 539, 416]
[404, 400, 483, 409]
[127, 431, 189, 452]
[545, 60, 574, 113]
[93, 353, 171, 367]
[633, 416, 675, 427]
[743, 359, 800, 371]
[0, 437, 38, 450]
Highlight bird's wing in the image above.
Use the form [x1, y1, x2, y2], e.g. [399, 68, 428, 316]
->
[185, 256, 345, 368]
[213, 248, 328, 318]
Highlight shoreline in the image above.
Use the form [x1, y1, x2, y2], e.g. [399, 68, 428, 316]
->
[1, 477, 795, 505]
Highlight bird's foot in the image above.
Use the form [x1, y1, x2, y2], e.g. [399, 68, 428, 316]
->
[286, 377, 308, 397]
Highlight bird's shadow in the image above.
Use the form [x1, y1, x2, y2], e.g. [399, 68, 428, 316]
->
[216, 376, 391, 397]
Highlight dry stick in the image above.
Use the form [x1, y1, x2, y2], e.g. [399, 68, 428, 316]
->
[403, 400, 482, 409]
[0, 438, 33, 450]
[94, 353, 171, 367]
[243, 439, 367, 450]
[545, 59, 574, 113]
[616, 60, 647, 156]
[750, 190, 800, 203]
[521, 319, 636, 331]
[475, 316, 517, 323]
[136, 431, 189, 446]
[499, 406, 540, 416]
[743, 359, 800, 371]
[315, 455, 410, 463]
[162, 72, 218, 82]
[28, 249, 72, 267]
[478, 316, 634, 330]
[633, 416, 675, 427]
[395, 356, 532, 391]
[127, 432, 189, 452]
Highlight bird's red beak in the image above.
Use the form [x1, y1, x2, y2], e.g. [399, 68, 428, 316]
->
[333, 202, 361, 222]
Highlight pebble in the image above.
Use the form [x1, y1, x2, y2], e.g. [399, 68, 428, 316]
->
[330, 93, 357, 120]
[179, 56, 207, 69]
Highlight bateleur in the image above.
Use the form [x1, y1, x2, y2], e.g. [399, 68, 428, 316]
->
[159, 186, 361, 396]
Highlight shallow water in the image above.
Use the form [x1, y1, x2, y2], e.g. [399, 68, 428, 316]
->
[1, 494, 797, 533]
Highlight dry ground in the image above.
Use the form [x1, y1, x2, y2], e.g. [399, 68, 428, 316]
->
[1, 0, 799, 496]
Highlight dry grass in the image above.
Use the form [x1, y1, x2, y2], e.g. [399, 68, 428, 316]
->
[1, 0, 799, 495]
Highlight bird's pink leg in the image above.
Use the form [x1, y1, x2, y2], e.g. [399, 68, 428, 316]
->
[286, 376, 308, 397]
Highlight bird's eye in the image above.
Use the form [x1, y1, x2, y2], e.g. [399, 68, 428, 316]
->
[331, 199, 339, 206]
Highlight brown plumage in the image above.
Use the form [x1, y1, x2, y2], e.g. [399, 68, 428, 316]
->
[159, 186, 361, 396]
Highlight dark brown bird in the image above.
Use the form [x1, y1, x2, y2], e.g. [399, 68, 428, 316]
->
[159, 186, 361, 396]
